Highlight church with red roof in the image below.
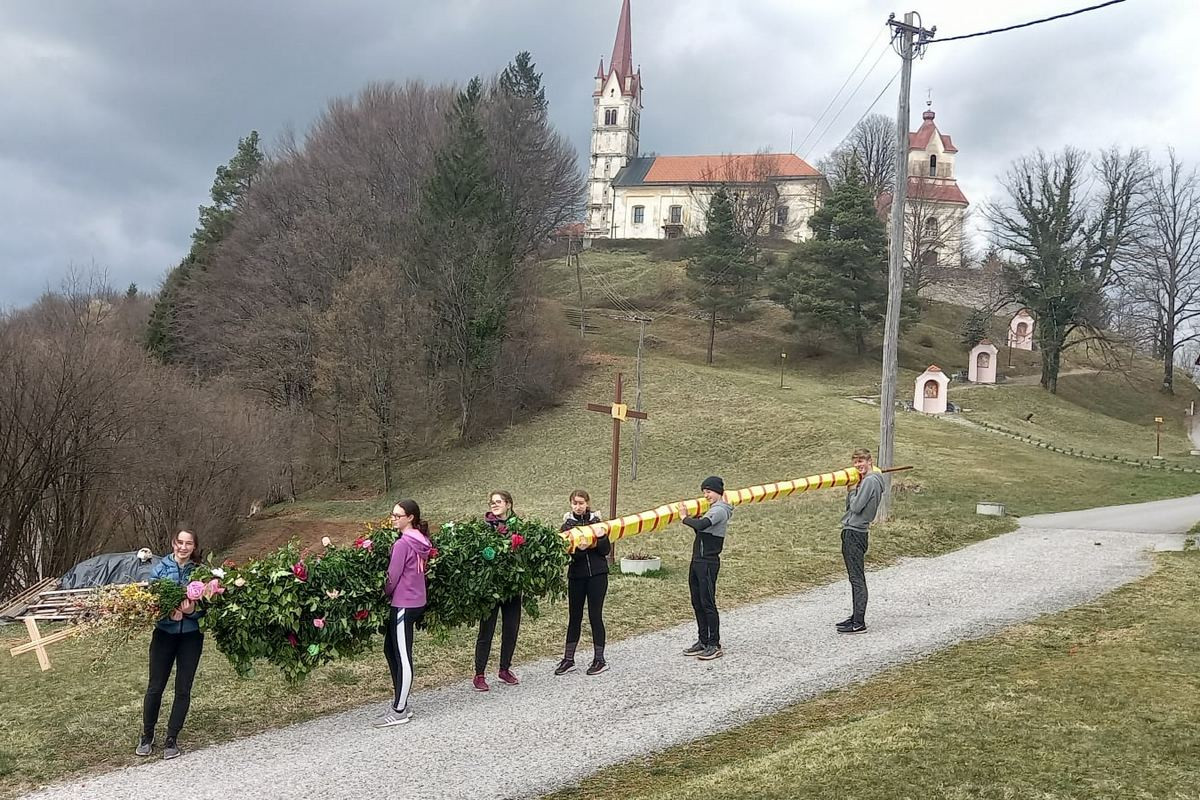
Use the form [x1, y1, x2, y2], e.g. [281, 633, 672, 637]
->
[585, 0, 969, 262]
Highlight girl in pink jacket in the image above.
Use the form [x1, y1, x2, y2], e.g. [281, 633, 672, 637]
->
[377, 499, 433, 727]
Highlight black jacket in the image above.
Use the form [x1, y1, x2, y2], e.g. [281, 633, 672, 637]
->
[561, 511, 610, 578]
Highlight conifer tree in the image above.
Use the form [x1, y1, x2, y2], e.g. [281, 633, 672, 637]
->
[687, 188, 761, 364]
[411, 78, 514, 439]
[146, 131, 263, 361]
[769, 164, 911, 355]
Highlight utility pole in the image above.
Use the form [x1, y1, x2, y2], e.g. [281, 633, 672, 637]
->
[570, 236, 586, 339]
[878, 11, 935, 522]
[630, 316, 651, 480]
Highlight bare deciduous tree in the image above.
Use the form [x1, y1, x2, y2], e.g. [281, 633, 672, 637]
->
[985, 147, 1149, 393]
[1124, 149, 1200, 394]
[819, 114, 896, 196]
[902, 192, 970, 295]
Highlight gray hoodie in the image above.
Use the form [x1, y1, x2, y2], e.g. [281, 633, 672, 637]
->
[840, 471, 884, 533]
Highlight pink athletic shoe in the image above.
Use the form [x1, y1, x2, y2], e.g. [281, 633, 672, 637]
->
[497, 668, 520, 686]
[472, 674, 489, 692]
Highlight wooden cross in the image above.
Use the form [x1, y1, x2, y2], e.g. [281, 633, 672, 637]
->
[585, 372, 648, 522]
[9, 617, 81, 671]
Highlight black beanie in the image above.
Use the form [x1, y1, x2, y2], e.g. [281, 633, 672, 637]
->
[701, 476, 724, 495]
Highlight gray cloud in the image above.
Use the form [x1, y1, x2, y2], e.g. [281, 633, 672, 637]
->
[2, 0, 1197, 307]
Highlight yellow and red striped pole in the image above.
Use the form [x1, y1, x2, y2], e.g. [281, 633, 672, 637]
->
[562, 466, 912, 551]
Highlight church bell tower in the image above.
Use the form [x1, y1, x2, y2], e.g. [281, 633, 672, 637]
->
[586, 0, 642, 238]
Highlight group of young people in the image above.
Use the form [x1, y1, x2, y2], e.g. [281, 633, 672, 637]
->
[134, 448, 885, 750]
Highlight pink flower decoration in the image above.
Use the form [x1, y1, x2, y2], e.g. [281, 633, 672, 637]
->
[510, 533, 525, 550]
[313, 617, 325, 629]
[292, 562, 308, 582]
[287, 633, 299, 647]
[353, 609, 369, 621]
[185, 581, 205, 601]
[496, 523, 508, 534]
[429, 547, 440, 560]
[358, 539, 373, 551]
[204, 578, 224, 599]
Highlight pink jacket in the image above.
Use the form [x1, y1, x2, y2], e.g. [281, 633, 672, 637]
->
[384, 528, 432, 608]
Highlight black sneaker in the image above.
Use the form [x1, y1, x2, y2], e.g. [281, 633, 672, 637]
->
[682, 641, 706, 657]
[835, 617, 854, 628]
[135, 736, 153, 757]
[163, 736, 181, 760]
[586, 659, 609, 675]
[554, 658, 576, 676]
[697, 645, 724, 661]
[836, 622, 867, 634]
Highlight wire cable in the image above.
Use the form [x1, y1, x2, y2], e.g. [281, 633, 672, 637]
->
[804, 44, 890, 161]
[929, 0, 1128, 44]
[791, 24, 887, 157]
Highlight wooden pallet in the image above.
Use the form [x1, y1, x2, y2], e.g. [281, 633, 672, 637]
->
[0, 577, 56, 620]
[7, 585, 97, 671]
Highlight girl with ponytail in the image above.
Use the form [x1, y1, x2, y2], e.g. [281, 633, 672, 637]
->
[377, 499, 433, 727]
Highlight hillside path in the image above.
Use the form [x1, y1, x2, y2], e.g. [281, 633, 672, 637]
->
[25, 495, 1200, 800]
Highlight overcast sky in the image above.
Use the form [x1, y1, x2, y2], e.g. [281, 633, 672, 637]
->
[2, 0, 1196, 308]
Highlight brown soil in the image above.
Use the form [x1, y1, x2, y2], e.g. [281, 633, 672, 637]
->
[222, 515, 364, 563]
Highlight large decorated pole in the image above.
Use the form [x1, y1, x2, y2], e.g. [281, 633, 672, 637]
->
[562, 466, 912, 551]
[57, 465, 910, 681]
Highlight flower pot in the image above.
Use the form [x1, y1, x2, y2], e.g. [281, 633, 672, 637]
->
[620, 556, 662, 575]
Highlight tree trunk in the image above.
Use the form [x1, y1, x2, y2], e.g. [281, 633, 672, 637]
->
[1040, 341, 1062, 394]
[706, 308, 717, 365]
[1162, 320, 1176, 394]
[381, 441, 392, 494]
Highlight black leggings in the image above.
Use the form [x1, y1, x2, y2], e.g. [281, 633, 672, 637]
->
[475, 595, 522, 674]
[565, 574, 608, 648]
[143, 628, 204, 740]
[384, 606, 424, 712]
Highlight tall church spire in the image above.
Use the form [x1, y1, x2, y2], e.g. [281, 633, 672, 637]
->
[610, 0, 633, 78]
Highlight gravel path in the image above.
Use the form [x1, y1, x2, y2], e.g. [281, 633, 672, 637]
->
[25, 498, 1197, 800]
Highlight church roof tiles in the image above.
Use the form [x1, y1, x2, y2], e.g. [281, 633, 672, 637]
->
[909, 109, 958, 153]
[613, 153, 820, 186]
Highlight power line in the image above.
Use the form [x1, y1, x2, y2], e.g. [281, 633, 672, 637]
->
[791, 25, 887, 157]
[929, 0, 1128, 44]
[804, 44, 891, 161]
[845, 68, 901, 137]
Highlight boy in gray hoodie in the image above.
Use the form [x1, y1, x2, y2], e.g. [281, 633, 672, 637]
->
[679, 476, 734, 660]
[838, 448, 884, 634]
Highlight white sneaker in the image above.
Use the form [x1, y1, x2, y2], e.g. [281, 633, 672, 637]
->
[374, 708, 413, 727]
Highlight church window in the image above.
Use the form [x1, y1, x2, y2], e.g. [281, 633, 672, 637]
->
[775, 206, 789, 226]
[669, 205, 683, 224]
[604, 108, 618, 126]
[633, 206, 645, 224]
[924, 216, 939, 237]
[929, 155, 937, 176]
[921, 249, 939, 266]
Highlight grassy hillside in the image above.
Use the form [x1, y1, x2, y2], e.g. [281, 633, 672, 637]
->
[3, 244, 1198, 797]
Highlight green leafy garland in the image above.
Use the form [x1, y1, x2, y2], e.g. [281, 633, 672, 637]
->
[193, 517, 567, 682]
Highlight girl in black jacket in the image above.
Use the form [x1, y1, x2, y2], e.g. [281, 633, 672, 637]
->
[556, 490, 610, 676]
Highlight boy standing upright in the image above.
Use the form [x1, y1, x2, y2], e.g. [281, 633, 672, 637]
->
[838, 448, 884, 634]
[679, 476, 734, 661]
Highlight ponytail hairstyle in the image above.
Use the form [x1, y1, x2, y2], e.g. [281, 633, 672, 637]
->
[395, 499, 430, 537]
[569, 489, 591, 504]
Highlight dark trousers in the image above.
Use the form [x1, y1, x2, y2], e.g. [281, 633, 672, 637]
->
[143, 628, 204, 740]
[688, 558, 721, 647]
[384, 605, 424, 712]
[841, 528, 870, 624]
[565, 573, 608, 649]
[475, 595, 522, 674]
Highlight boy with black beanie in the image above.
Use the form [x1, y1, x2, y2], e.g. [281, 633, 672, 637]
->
[678, 476, 733, 661]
